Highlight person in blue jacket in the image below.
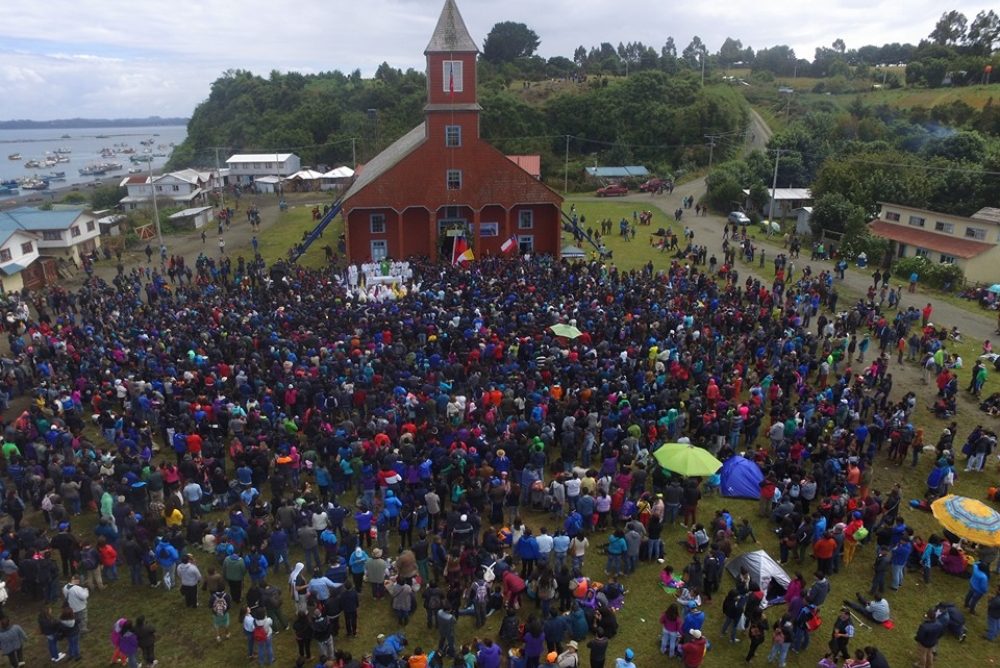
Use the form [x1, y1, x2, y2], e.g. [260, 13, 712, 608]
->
[605, 529, 627, 578]
[154, 538, 179, 590]
[515, 528, 540, 578]
[966, 561, 990, 613]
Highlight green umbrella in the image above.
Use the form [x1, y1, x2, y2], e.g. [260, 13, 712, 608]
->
[549, 323, 583, 339]
[653, 442, 722, 477]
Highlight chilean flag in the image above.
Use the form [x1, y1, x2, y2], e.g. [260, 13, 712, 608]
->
[500, 235, 517, 255]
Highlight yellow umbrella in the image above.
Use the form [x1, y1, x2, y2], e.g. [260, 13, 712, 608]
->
[930, 494, 1000, 547]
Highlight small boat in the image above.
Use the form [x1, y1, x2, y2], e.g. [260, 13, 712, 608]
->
[96, 134, 109, 139]
[102, 161, 124, 171]
[0, 186, 17, 196]
[128, 167, 143, 174]
[21, 178, 49, 191]
[7, 153, 21, 161]
[56, 156, 70, 163]
[60, 134, 71, 139]
[54, 147, 71, 154]
[79, 165, 106, 176]
[46, 171, 66, 181]
[24, 159, 42, 169]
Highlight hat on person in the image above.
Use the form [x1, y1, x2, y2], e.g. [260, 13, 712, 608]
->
[690, 629, 702, 639]
[372, 548, 382, 558]
[377, 633, 385, 641]
[625, 648, 635, 659]
[567, 641, 578, 650]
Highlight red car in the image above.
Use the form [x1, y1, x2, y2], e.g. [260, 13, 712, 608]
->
[639, 178, 670, 192]
[596, 184, 628, 197]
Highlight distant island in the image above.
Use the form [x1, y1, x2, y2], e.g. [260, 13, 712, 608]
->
[0, 116, 188, 130]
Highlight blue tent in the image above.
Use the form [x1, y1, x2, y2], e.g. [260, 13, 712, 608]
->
[720, 455, 763, 499]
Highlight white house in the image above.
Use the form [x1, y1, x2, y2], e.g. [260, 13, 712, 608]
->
[120, 169, 216, 211]
[168, 206, 213, 230]
[253, 175, 282, 194]
[225, 153, 301, 185]
[0, 217, 41, 293]
[742, 188, 813, 220]
[1, 206, 101, 266]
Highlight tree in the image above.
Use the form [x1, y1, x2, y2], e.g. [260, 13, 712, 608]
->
[682, 37, 707, 68]
[753, 45, 798, 76]
[91, 185, 126, 211]
[718, 37, 744, 66]
[811, 192, 865, 237]
[832, 38, 846, 54]
[661, 37, 677, 58]
[966, 10, 1000, 54]
[482, 22, 540, 63]
[573, 46, 587, 68]
[930, 10, 968, 45]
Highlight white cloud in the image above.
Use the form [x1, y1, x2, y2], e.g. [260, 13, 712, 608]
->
[0, 0, 994, 119]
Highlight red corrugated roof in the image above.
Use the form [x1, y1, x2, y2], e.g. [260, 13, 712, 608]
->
[124, 175, 148, 184]
[870, 220, 994, 259]
[506, 155, 541, 179]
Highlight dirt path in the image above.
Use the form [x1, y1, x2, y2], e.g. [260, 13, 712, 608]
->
[746, 108, 773, 153]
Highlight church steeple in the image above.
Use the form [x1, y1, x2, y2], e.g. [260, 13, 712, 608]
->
[424, 0, 480, 117]
[425, 0, 478, 54]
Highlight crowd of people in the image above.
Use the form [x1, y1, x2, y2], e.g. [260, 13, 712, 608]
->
[0, 230, 993, 668]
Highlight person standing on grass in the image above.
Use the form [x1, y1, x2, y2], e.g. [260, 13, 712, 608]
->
[253, 613, 275, 666]
[211, 588, 233, 642]
[62, 575, 90, 634]
[118, 620, 140, 668]
[914, 610, 944, 668]
[178, 554, 202, 608]
[985, 586, 1000, 641]
[135, 616, 157, 668]
[223, 549, 248, 603]
[966, 561, 989, 614]
[828, 609, 854, 662]
[38, 607, 67, 663]
[0, 617, 27, 667]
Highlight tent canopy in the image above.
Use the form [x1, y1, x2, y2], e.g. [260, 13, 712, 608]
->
[289, 169, 325, 180]
[725, 550, 790, 593]
[720, 456, 764, 499]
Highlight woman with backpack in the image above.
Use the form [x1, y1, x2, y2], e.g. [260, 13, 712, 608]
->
[210, 588, 233, 641]
[253, 613, 275, 665]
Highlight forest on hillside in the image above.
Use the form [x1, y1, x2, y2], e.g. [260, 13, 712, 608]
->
[168, 9, 1000, 190]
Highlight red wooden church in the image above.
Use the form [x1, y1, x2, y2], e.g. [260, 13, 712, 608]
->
[341, 0, 563, 263]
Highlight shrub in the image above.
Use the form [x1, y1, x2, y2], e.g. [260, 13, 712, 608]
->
[891, 256, 965, 291]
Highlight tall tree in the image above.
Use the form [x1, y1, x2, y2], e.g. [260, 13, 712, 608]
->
[682, 36, 707, 68]
[832, 38, 846, 53]
[718, 37, 745, 66]
[482, 22, 540, 63]
[930, 10, 968, 45]
[966, 10, 1000, 54]
[661, 37, 677, 58]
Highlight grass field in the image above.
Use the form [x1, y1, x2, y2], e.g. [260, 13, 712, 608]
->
[2, 197, 998, 667]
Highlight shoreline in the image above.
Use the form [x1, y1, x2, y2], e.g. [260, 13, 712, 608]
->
[0, 168, 165, 210]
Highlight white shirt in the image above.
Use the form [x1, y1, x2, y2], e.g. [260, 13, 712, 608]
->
[565, 479, 581, 498]
[535, 534, 554, 555]
[63, 583, 89, 612]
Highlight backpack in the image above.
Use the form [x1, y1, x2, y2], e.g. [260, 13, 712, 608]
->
[248, 556, 262, 576]
[853, 527, 869, 541]
[252, 624, 268, 642]
[80, 549, 97, 571]
[474, 580, 489, 603]
[211, 592, 229, 616]
[427, 590, 443, 610]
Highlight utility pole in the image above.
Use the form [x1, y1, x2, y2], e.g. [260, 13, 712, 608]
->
[766, 148, 781, 236]
[704, 134, 720, 169]
[351, 137, 357, 168]
[213, 146, 225, 212]
[148, 156, 163, 249]
[701, 52, 706, 87]
[564, 135, 570, 193]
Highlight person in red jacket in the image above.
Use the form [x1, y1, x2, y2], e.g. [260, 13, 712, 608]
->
[679, 628, 707, 668]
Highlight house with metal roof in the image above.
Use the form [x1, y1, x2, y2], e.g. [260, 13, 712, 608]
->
[340, 0, 563, 263]
[1, 205, 101, 270]
[870, 202, 1000, 284]
[225, 153, 301, 186]
[0, 216, 42, 292]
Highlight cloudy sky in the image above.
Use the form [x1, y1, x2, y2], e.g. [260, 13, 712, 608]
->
[1, 0, 991, 120]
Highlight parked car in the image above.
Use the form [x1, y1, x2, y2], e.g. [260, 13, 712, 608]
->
[596, 184, 628, 197]
[727, 211, 751, 225]
[639, 178, 670, 192]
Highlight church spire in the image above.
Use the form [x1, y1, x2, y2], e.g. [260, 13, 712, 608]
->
[425, 0, 478, 54]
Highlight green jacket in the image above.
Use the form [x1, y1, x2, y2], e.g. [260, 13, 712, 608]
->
[222, 555, 247, 582]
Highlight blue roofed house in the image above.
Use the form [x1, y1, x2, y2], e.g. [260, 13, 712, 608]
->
[0, 206, 101, 289]
[0, 216, 42, 293]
